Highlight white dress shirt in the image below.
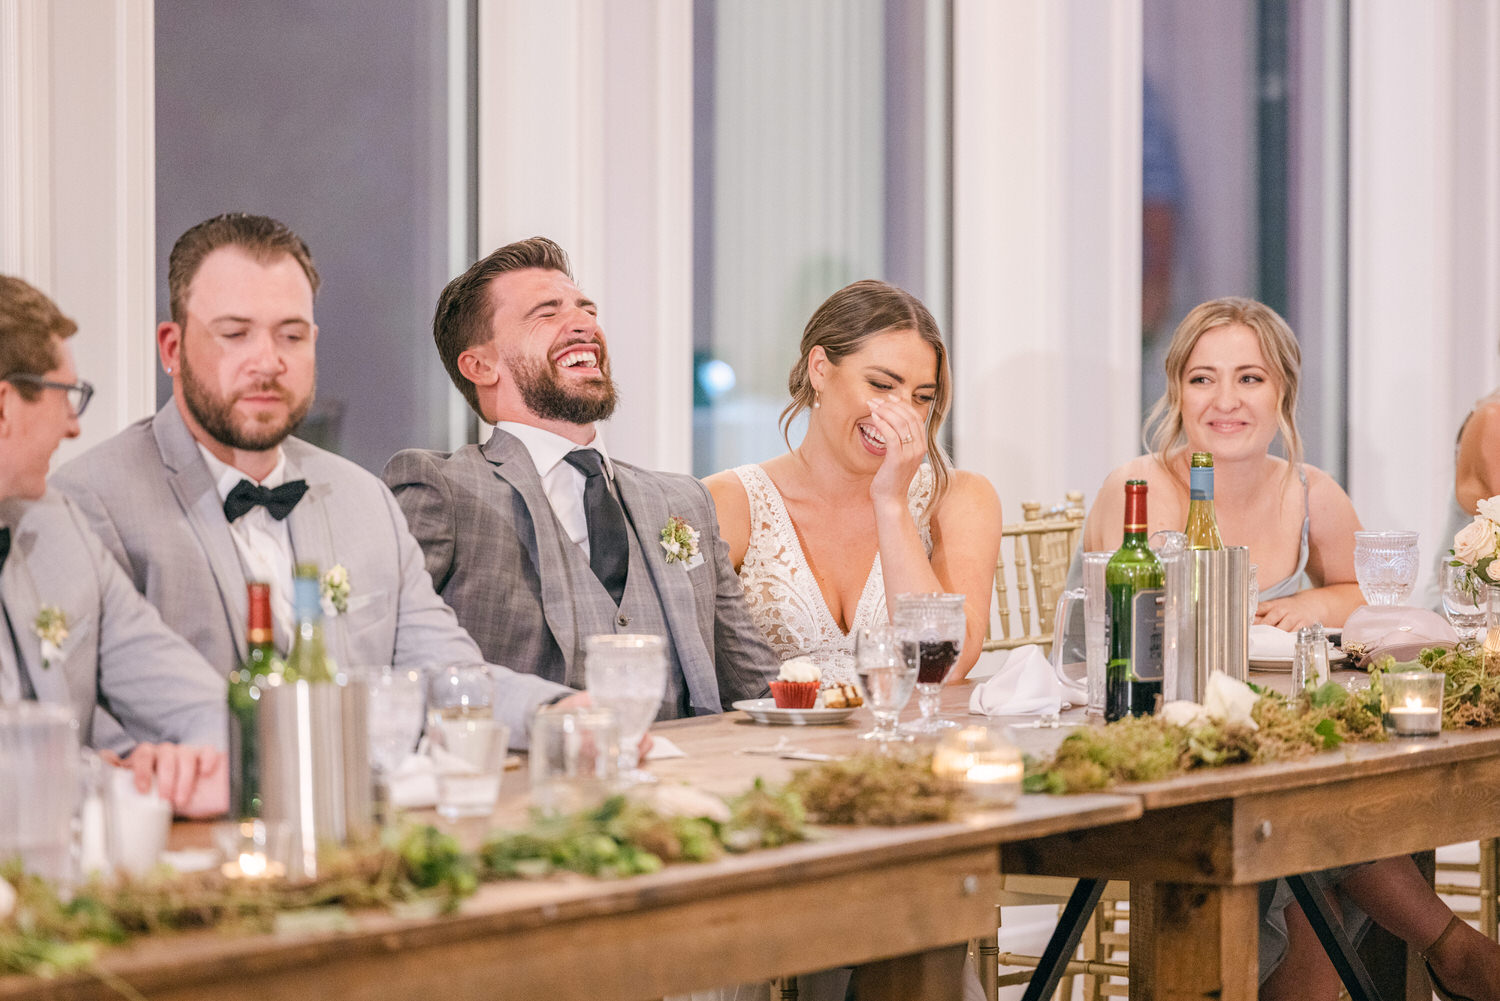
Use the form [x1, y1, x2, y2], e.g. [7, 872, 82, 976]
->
[494, 422, 615, 560]
[198, 445, 295, 651]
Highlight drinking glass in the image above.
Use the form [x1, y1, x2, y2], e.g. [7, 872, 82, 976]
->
[584, 634, 667, 785]
[1442, 564, 1489, 640]
[853, 625, 918, 742]
[349, 665, 426, 820]
[1082, 552, 1112, 717]
[0, 703, 80, 883]
[1353, 531, 1420, 606]
[530, 706, 620, 815]
[894, 593, 967, 735]
[352, 666, 427, 775]
[433, 717, 510, 820]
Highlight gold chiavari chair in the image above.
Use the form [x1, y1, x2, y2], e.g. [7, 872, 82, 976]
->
[983, 494, 1086, 655]
[1436, 839, 1500, 941]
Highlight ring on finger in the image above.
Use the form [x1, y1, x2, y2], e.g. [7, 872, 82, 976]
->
[900, 434, 913, 444]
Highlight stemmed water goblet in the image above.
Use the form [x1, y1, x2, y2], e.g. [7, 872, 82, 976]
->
[584, 634, 667, 785]
[1441, 564, 1489, 641]
[894, 593, 967, 735]
[1353, 531, 1420, 606]
[853, 625, 918, 742]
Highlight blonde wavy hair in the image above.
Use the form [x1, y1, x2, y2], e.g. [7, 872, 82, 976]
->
[780, 279, 953, 501]
[1143, 296, 1303, 480]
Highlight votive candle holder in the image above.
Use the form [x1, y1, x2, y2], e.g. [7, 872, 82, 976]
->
[1382, 671, 1444, 738]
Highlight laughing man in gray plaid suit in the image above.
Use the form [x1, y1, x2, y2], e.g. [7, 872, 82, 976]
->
[382, 237, 774, 718]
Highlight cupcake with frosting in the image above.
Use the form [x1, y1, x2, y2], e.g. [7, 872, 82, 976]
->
[769, 657, 821, 709]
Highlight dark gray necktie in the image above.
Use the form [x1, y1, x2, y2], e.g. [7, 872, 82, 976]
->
[563, 449, 629, 605]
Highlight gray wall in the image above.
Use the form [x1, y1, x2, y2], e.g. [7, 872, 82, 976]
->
[155, 0, 457, 472]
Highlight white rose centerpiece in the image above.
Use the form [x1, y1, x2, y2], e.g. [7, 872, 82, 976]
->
[1449, 500, 1500, 603]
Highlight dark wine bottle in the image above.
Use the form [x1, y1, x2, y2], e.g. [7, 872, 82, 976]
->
[1184, 452, 1225, 550]
[228, 581, 282, 818]
[282, 563, 336, 683]
[1105, 480, 1166, 721]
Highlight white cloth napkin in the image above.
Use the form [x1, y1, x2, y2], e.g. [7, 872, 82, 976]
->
[387, 746, 476, 809]
[969, 644, 1072, 717]
[1249, 624, 1297, 659]
[644, 735, 686, 760]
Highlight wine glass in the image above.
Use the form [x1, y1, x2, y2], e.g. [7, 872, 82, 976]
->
[1353, 531, 1420, 606]
[584, 634, 667, 785]
[853, 625, 918, 742]
[894, 593, 967, 735]
[1441, 564, 1488, 640]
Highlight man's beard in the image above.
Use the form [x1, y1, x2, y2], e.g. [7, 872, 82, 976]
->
[180, 352, 313, 452]
[507, 348, 617, 425]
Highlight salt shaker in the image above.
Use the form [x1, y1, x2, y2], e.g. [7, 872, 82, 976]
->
[1293, 623, 1330, 690]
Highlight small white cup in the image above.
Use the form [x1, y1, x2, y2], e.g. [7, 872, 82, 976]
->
[106, 767, 171, 877]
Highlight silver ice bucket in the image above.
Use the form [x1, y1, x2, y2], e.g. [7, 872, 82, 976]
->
[257, 677, 372, 879]
[1179, 546, 1251, 701]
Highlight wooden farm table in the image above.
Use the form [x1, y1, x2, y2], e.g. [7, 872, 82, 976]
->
[0, 695, 1137, 1001]
[1002, 712, 1500, 1000]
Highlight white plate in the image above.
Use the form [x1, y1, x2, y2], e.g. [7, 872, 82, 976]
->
[732, 698, 857, 726]
[1248, 647, 1350, 673]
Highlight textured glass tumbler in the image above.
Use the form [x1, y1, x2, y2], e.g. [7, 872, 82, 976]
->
[585, 634, 667, 784]
[1353, 531, 1420, 606]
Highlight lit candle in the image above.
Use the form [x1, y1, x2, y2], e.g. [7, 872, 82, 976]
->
[215, 819, 288, 879]
[1383, 672, 1444, 737]
[932, 726, 1024, 806]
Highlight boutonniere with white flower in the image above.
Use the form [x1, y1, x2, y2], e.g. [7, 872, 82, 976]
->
[320, 564, 351, 616]
[34, 606, 68, 669]
[1450, 498, 1500, 603]
[660, 516, 703, 569]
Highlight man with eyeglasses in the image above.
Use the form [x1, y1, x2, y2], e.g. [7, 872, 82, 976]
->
[52, 214, 577, 746]
[0, 275, 227, 816]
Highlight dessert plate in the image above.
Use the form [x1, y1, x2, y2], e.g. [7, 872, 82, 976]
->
[732, 698, 857, 726]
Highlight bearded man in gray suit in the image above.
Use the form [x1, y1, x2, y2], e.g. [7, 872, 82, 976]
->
[382, 237, 774, 718]
[0, 276, 226, 816]
[53, 215, 576, 745]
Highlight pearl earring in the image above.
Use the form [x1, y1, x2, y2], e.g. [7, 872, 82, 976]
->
[812, 392, 821, 410]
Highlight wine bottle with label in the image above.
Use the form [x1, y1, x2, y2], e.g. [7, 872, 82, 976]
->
[282, 563, 337, 683]
[1184, 452, 1225, 550]
[1105, 480, 1166, 721]
[228, 581, 283, 818]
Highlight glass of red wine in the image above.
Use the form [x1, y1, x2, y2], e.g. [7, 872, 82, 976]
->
[893, 592, 966, 735]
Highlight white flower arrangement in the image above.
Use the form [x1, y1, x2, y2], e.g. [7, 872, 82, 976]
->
[1159, 671, 1261, 732]
[320, 564, 351, 616]
[1449, 498, 1500, 602]
[659, 516, 702, 567]
[34, 606, 67, 669]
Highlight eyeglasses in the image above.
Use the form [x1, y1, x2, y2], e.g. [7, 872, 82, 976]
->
[2, 373, 95, 417]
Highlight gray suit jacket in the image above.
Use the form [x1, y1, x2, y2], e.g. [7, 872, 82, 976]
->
[383, 430, 774, 715]
[51, 402, 571, 740]
[0, 492, 225, 749]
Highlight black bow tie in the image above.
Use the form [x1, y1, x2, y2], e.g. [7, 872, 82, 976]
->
[223, 478, 309, 523]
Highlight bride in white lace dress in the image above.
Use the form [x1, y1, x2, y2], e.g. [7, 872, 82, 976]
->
[705, 279, 1000, 692]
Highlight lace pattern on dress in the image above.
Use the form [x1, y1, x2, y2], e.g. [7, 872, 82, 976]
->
[731, 463, 935, 685]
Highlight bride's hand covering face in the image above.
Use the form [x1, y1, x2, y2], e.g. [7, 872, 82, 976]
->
[1084, 296, 1364, 631]
[705, 280, 1001, 682]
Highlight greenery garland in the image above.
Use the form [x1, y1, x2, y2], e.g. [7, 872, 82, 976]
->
[1024, 680, 1386, 794]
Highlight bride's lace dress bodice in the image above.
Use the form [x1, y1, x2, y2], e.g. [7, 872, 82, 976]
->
[731, 463, 935, 685]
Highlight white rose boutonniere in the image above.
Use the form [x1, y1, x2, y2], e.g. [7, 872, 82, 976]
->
[34, 606, 68, 669]
[320, 564, 351, 616]
[660, 516, 703, 570]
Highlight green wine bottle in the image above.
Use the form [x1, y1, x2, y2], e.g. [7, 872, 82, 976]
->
[1105, 480, 1166, 721]
[1185, 452, 1225, 550]
[228, 581, 283, 818]
[282, 563, 337, 683]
